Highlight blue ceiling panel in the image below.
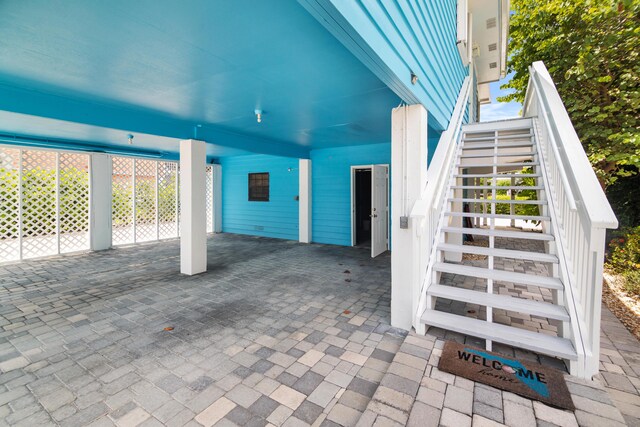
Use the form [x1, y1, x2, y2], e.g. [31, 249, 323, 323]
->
[0, 0, 402, 157]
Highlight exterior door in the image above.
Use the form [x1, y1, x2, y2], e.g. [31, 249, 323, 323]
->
[371, 165, 388, 257]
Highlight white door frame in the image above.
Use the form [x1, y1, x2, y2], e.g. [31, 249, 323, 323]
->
[350, 164, 390, 251]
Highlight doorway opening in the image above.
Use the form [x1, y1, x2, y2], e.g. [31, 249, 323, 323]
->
[351, 164, 389, 258]
[354, 169, 372, 247]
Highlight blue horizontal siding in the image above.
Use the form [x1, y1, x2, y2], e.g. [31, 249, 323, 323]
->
[428, 132, 442, 166]
[311, 143, 390, 246]
[221, 155, 299, 240]
[305, 0, 467, 131]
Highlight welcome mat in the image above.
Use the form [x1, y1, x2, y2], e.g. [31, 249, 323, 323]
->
[438, 341, 574, 410]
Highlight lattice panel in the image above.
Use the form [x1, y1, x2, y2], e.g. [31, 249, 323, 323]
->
[59, 153, 90, 253]
[158, 161, 178, 239]
[112, 156, 134, 245]
[21, 150, 57, 259]
[206, 165, 213, 233]
[0, 148, 20, 262]
[135, 159, 157, 242]
[177, 168, 181, 237]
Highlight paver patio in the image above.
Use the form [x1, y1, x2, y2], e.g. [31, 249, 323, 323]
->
[0, 234, 639, 426]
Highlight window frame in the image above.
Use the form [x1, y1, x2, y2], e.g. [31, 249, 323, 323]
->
[248, 172, 270, 202]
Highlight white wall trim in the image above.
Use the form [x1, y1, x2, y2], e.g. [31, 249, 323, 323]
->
[299, 159, 312, 243]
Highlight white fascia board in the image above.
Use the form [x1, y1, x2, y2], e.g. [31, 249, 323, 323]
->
[500, 0, 510, 78]
[478, 83, 491, 104]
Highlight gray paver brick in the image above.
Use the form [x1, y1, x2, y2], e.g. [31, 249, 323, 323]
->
[0, 233, 636, 427]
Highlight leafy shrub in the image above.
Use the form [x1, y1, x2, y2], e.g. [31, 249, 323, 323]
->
[475, 169, 541, 219]
[608, 226, 640, 272]
[622, 270, 640, 297]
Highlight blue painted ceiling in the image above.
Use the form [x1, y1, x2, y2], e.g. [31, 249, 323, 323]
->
[0, 0, 402, 158]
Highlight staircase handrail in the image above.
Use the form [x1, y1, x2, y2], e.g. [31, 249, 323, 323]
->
[524, 61, 618, 377]
[411, 76, 470, 329]
[523, 61, 617, 228]
[412, 76, 470, 217]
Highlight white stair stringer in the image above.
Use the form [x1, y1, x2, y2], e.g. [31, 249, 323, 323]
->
[418, 118, 581, 368]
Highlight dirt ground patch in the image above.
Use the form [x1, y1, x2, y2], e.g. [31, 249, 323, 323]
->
[603, 269, 640, 340]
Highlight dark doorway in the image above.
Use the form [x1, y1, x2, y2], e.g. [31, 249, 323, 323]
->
[354, 169, 372, 247]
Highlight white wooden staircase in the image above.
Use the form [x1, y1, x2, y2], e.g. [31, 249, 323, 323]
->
[409, 62, 617, 378]
[419, 118, 579, 362]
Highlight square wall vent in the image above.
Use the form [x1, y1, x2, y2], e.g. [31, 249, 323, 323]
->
[489, 62, 497, 69]
[486, 17, 497, 29]
[488, 43, 497, 52]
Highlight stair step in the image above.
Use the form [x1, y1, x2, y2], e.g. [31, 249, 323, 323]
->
[420, 311, 577, 360]
[434, 262, 563, 289]
[437, 243, 558, 263]
[462, 133, 533, 142]
[454, 174, 540, 179]
[447, 212, 551, 222]
[442, 227, 554, 241]
[451, 185, 543, 191]
[427, 284, 570, 321]
[449, 198, 546, 205]
[457, 162, 539, 168]
[460, 152, 536, 159]
[462, 142, 535, 150]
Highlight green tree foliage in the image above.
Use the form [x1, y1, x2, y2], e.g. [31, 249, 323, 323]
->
[500, 0, 640, 187]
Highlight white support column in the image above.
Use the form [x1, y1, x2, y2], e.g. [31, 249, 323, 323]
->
[212, 164, 222, 233]
[299, 159, 312, 243]
[90, 154, 112, 251]
[180, 139, 207, 275]
[391, 104, 428, 331]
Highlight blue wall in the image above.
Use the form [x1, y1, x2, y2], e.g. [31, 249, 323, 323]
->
[310, 143, 391, 246]
[302, 0, 467, 131]
[220, 155, 299, 240]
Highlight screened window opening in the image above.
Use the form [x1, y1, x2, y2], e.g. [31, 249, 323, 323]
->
[248, 172, 269, 202]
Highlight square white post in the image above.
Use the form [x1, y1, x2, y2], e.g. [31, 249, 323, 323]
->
[212, 164, 222, 233]
[180, 139, 207, 275]
[299, 159, 312, 243]
[391, 104, 428, 331]
[90, 154, 112, 251]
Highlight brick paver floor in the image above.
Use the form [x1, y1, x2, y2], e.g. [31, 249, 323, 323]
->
[0, 234, 401, 426]
[0, 233, 639, 426]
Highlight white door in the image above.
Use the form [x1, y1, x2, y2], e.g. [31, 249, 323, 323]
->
[371, 165, 388, 258]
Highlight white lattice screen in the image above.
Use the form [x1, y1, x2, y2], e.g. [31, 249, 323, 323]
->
[206, 165, 213, 233]
[59, 153, 90, 253]
[112, 156, 134, 245]
[0, 148, 21, 262]
[0, 148, 214, 262]
[111, 157, 181, 246]
[0, 147, 90, 263]
[158, 162, 179, 240]
[135, 160, 157, 242]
